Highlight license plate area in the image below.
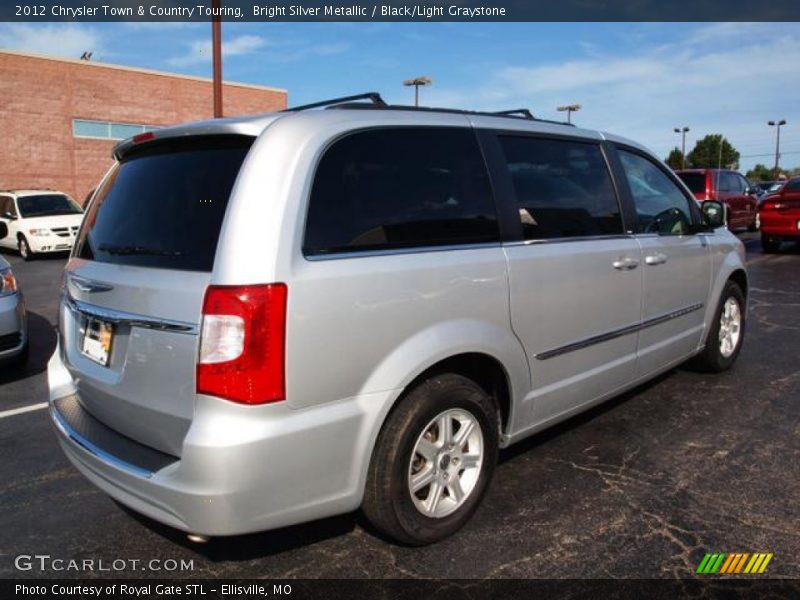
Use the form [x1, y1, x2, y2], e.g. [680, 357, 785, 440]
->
[81, 317, 115, 366]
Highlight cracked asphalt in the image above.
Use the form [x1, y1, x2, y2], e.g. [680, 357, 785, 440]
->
[1, 234, 798, 580]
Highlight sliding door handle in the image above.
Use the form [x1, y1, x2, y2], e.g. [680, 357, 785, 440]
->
[612, 257, 639, 271]
[645, 253, 668, 266]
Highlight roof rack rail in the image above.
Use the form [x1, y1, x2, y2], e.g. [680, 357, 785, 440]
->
[325, 102, 574, 126]
[284, 92, 386, 112]
[492, 109, 535, 120]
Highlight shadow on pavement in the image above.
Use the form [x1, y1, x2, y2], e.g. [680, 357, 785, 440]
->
[117, 501, 360, 562]
[0, 311, 56, 385]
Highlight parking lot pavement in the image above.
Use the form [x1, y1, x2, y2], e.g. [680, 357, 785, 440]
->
[1, 237, 798, 580]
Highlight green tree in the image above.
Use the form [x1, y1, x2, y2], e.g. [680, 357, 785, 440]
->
[687, 134, 740, 170]
[665, 147, 686, 170]
[746, 164, 774, 181]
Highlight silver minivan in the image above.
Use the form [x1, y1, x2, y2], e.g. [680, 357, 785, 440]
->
[49, 94, 746, 545]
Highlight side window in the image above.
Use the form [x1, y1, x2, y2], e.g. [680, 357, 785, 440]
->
[785, 180, 800, 192]
[716, 172, 730, 192]
[0, 197, 16, 218]
[497, 136, 623, 239]
[739, 175, 752, 193]
[618, 149, 695, 236]
[303, 128, 499, 256]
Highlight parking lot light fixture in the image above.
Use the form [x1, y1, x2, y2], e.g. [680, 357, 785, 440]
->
[673, 126, 690, 169]
[403, 76, 432, 107]
[557, 104, 581, 124]
[768, 120, 787, 178]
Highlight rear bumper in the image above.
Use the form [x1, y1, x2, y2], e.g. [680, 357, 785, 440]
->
[0, 292, 26, 359]
[760, 212, 800, 237]
[47, 344, 391, 536]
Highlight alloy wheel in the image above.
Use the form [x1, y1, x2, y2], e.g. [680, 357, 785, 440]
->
[408, 408, 484, 518]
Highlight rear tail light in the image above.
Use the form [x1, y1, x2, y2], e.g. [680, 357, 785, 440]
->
[0, 268, 19, 297]
[762, 201, 780, 211]
[197, 284, 287, 404]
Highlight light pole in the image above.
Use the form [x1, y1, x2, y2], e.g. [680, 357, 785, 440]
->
[212, 0, 223, 118]
[403, 76, 432, 107]
[557, 104, 581, 124]
[673, 126, 689, 169]
[768, 119, 787, 178]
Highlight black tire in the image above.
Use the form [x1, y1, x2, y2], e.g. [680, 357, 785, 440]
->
[18, 236, 33, 261]
[761, 233, 781, 253]
[691, 281, 745, 373]
[362, 373, 499, 545]
[747, 213, 760, 233]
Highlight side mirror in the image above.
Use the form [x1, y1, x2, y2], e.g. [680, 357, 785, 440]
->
[702, 201, 726, 229]
[0, 222, 7, 240]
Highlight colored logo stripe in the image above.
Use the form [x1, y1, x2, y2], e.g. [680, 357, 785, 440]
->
[698, 552, 773, 574]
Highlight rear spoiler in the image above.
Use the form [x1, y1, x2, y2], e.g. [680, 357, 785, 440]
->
[112, 115, 280, 161]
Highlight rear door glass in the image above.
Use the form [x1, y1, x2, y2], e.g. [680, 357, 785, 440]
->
[497, 136, 623, 239]
[75, 136, 253, 272]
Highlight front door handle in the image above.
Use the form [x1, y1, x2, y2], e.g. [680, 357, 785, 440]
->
[612, 257, 639, 271]
[645, 253, 668, 266]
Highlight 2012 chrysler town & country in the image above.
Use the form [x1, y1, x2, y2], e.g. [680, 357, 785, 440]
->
[48, 94, 747, 545]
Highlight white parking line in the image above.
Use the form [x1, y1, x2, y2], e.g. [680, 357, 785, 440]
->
[0, 402, 48, 419]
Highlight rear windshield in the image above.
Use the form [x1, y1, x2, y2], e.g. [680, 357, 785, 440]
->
[18, 194, 82, 218]
[74, 136, 253, 272]
[676, 172, 706, 193]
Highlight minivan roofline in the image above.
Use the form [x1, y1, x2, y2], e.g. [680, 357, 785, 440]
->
[111, 105, 659, 164]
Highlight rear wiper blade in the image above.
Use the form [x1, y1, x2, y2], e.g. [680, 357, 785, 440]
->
[98, 244, 182, 256]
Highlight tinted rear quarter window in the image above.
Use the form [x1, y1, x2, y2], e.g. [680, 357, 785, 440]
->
[75, 136, 253, 272]
[497, 136, 623, 239]
[677, 172, 706, 194]
[303, 128, 499, 256]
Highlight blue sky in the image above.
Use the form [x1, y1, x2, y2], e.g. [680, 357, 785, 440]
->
[2, 21, 799, 172]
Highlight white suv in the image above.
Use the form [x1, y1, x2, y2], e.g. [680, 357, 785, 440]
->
[0, 190, 84, 260]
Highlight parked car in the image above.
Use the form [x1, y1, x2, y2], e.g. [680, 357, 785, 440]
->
[763, 180, 787, 195]
[0, 222, 28, 366]
[48, 94, 748, 545]
[675, 169, 759, 231]
[0, 190, 84, 261]
[759, 176, 800, 252]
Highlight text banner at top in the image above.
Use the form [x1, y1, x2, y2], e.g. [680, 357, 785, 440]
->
[4, 0, 800, 22]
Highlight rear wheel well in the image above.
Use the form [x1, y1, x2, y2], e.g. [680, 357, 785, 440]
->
[403, 353, 511, 434]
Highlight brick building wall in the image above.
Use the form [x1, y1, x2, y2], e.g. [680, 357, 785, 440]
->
[0, 50, 287, 203]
